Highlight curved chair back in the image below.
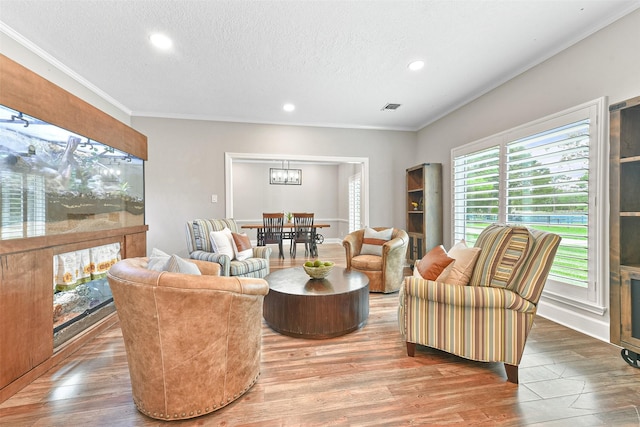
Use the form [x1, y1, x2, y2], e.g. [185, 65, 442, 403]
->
[343, 227, 409, 293]
[107, 257, 269, 420]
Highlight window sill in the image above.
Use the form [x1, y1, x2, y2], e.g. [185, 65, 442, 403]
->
[540, 289, 607, 316]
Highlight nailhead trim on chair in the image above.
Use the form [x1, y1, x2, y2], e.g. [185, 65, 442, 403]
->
[133, 372, 261, 420]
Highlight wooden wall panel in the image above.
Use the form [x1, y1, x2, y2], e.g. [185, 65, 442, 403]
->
[0, 54, 147, 160]
[0, 225, 148, 256]
[0, 250, 53, 388]
[124, 232, 147, 258]
[0, 54, 148, 401]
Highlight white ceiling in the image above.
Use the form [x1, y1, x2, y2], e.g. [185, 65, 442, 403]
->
[1, 0, 639, 131]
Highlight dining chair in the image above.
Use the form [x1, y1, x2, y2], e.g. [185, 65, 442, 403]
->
[262, 213, 285, 259]
[290, 213, 315, 258]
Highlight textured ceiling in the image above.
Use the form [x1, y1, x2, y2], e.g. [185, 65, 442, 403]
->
[1, 0, 639, 131]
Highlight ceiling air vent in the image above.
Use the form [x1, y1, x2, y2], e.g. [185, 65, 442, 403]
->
[381, 103, 401, 111]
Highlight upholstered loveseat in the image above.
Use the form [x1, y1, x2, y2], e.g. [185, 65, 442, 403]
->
[399, 224, 561, 383]
[185, 218, 271, 277]
[107, 256, 269, 420]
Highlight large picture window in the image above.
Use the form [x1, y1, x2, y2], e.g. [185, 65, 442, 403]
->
[452, 98, 607, 312]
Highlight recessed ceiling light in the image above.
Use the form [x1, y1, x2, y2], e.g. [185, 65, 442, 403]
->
[149, 33, 173, 50]
[283, 103, 295, 112]
[408, 60, 425, 71]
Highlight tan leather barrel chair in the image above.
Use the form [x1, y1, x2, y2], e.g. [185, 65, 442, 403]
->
[107, 257, 269, 421]
[343, 227, 409, 293]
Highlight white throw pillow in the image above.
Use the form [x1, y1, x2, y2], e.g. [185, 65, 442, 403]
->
[209, 228, 235, 259]
[436, 240, 481, 286]
[361, 227, 393, 256]
[165, 254, 202, 275]
[413, 264, 423, 279]
[147, 248, 171, 271]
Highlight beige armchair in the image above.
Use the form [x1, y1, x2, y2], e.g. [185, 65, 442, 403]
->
[399, 224, 561, 383]
[107, 257, 269, 421]
[343, 227, 409, 293]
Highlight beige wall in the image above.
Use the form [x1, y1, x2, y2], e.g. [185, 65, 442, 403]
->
[4, 8, 640, 340]
[232, 161, 341, 243]
[415, 8, 640, 340]
[132, 116, 416, 256]
[0, 32, 131, 125]
[232, 162, 340, 222]
[1, 29, 416, 258]
[416, 9, 640, 249]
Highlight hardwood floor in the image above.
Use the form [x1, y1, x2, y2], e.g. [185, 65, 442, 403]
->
[2, 243, 640, 426]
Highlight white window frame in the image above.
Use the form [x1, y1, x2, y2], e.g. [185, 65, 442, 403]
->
[451, 97, 608, 315]
[348, 172, 362, 233]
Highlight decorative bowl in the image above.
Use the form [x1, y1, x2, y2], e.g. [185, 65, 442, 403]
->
[303, 264, 333, 279]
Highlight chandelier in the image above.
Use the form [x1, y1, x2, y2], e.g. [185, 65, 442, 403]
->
[270, 160, 302, 185]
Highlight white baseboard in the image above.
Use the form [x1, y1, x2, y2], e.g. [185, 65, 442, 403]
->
[536, 295, 611, 343]
[320, 238, 343, 245]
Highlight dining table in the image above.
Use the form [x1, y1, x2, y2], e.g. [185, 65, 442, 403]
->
[240, 222, 330, 257]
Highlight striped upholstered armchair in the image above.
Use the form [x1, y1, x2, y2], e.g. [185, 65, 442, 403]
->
[185, 218, 271, 278]
[399, 224, 561, 383]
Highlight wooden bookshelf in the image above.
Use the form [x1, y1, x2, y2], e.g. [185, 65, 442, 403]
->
[610, 95, 640, 364]
[405, 163, 443, 265]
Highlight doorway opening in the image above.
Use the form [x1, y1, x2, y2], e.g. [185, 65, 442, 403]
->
[224, 153, 369, 240]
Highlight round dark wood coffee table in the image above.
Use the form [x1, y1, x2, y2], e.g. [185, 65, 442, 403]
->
[263, 267, 369, 339]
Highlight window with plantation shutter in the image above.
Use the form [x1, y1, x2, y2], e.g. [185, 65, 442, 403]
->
[452, 98, 607, 313]
[25, 174, 46, 237]
[453, 145, 500, 245]
[506, 119, 590, 288]
[349, 173, 361, 233]
[1, 171, 46, 239]
[1, 171, 24, 240]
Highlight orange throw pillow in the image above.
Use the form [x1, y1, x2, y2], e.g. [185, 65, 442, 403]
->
[416, 245, 455, 280]
[231, 232, 253, 261]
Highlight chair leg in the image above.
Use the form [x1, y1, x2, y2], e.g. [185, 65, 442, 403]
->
[504, 363, 518, 384]
[278, 242, 284, 259]
[406, 342, 416, 357]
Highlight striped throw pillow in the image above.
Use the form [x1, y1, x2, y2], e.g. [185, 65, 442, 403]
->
[470, 224, 532, 289]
